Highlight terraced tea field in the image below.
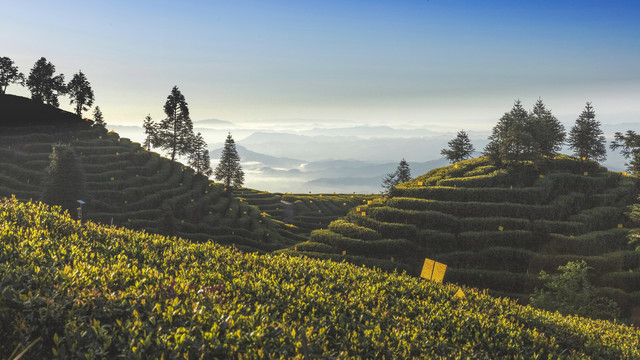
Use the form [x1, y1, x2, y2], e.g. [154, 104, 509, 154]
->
[0, 120, 295, 253]
[2, 197, 640, 358]
[234, 188, 377, 235]
[288, 156, 640, 317]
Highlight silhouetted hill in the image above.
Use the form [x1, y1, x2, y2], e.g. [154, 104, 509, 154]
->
[0, 94, 82, 126]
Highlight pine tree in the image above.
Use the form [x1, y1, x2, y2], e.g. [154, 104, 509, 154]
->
[41, 143, 86, 219]
[441, 130, 475, 163]
[484, 100, 535, 163]
[0, 56, 25, 94]
[67, 70, 94, 117]
[610, 130, 640, 174]
[381, 159, 411, 193]
[142, 114, 156, 150]
[156, 86, 194, 161]
[188, 132, 213, 176]
[528, 99, 565, 157]
[26, 57, 66, 107]
[92, 106, 105, 127]
[214, 133, 244, 189]
[567, 102, 606, 162]
[396, 159, 411, 183]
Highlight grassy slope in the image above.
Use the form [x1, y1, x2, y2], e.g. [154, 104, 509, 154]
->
[0, 94, 298, 252]
[2, 197, 640, 359]
[287, 156, 640, 317]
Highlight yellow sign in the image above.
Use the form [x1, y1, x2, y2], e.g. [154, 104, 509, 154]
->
[421, 258, 447, 283]
[618, 224, 623, 228]
[418, 181, 423, 186]
[361, 212, 366, 216]
[584, 172, 588, 176]
[342, 250, 346, 255]
[356, 207, 360, 211]
[539, 174, 544, 179]
[452, 288, 466, 300]
[367, 200, 372, 204]
[498, 226, 504, 231]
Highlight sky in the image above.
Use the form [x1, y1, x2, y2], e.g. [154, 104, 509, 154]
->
[2, 0, 640, 130]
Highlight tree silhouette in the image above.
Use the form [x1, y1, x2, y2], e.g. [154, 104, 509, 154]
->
[567, 102, 606, 162]
[67, 70, 94, 117]
[142, 114, 156, 150]
[610, 130, 640, 174]
[41, 143, 86, 219]
[441, 130, 475, 163]
[528, 99, 565, 158]
[92, 106, 105, 127]
[188, 132, 213, 176]
[484, 100, 535, 162]
[214, 133, 244, 189]
[26, 57, 66, 107]
[381, 159, 411, 193]
[156, 86, 194, 161]
[0, 56, 24, 94]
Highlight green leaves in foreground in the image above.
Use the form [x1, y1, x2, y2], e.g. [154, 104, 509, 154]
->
[1, 196, 640, 359]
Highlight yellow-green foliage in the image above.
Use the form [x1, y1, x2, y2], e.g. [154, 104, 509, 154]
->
[2, 197, 640, 359]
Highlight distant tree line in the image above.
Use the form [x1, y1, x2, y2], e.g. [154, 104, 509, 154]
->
[1, 55, 102, 124]
[439, 99, 640, 174]
[383, 99, 640, 192]
[143, 86, 244, 187]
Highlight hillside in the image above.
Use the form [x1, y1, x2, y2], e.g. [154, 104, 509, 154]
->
[283, 156, 640, 317]
[2, 197, 640, 359]
[0, 94, 300, 252]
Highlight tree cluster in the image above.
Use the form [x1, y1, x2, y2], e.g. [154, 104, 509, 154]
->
[1, 55, 98, 119]
[483, 99, 566, 163]
[482, 99, 609, 165]
[143, 86, 215, 178]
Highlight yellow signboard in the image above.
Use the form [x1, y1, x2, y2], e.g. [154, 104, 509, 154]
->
[421, 258, 447, 283]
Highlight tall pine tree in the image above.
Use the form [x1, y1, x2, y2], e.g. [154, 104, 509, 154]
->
[188, 132, 213, 176]
[41, 143, 86, 218]
[381, 159, 411, 193]
[484, 100, 535, 162]
[528, 99, 565, 158]
[67, 70, 94, 117]
[156, 86, 194, 161]
[142, 114, 156, 150]
[92, 106, 105, 127]
[214, 133, 244, 189]
[441, 130, 475, 163]
[567, 102, 606, 162]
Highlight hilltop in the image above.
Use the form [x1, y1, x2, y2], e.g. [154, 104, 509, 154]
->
[0, 94, 305, 252]
[2, 197, 640, 359]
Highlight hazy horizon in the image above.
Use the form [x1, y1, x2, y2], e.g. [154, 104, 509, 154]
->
[2, 1, 639, 130]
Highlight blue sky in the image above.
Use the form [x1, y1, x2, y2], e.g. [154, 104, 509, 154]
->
[2, 0, 639, 129]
